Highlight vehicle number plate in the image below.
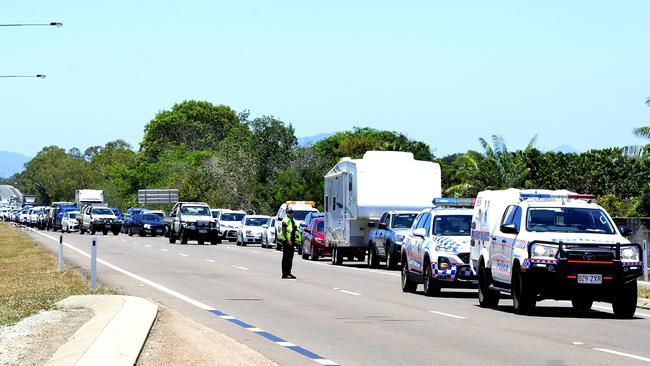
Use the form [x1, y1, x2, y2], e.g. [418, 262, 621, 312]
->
[199, 230, 207, 234]
[104, 224, 111, 228]
[577, 274, 602, 284]
[156, 229, 162, 233]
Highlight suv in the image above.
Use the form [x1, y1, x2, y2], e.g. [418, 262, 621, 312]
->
[368, 210, 418, 269]
[470, 189, 643, 318]
[78, 205, 122, 235]
[401, 199, 476, 296]
[167, 202, 219, 245]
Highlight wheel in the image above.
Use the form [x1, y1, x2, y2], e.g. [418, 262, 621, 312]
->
[210, 240, 218, 245]
[331, 247, 337, 265]
[180, 229, 188, 244]
[102, 230, 108, 235]
[512, 265, 536, 315]
[478, 260, 500, 308]
[79, 227, 85, 235]
[423, 259, 441, 296]
[139, 231, 145, 237]
[168, 231, 176, 244]
[128, 227, 133, 236]
[571, 297, 593, 312]
[335, 247, 343, 265]
[310, 252, 319, 261]
[216, 237, 222, 244]
[198, 239, 205, 245]
[367, 245, 379, 268]
[401, 255, 417, 293]
[385, 244, 397, 270]
[90, 229, 96, 235]
[302, 251, 309, 260]
[112, 230, 119, 236]
[612, 280, 637, 319]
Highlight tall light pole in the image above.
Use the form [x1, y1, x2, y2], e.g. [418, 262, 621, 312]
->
[0, 22, 62, 27]
[0, 74, 46, 79]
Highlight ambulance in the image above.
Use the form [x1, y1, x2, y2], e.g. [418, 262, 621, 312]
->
[470, 189, 643, 318]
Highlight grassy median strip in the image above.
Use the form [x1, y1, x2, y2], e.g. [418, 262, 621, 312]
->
[0, 223, 114, 326]
[640, 284, 650, 300]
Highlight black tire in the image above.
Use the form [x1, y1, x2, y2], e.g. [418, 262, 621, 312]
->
[216, 237, 222, 244]
[386, 243, 398, 270]
[90, 228, 96, 235]
[139, 231, 145, 237]
[512, 265, 536, 315]
[571, 297, 593, 312]
[180, 231, 188, 244]
[302, 251, 309, 260]
[423, 259, 441, 296]
[310, 252, 319, 261]
[168, 231, 176, 244]
[331, 247, 337, 265]
[612, 280, 637, 319]
[478, 260, 500, 308]
[112, 230, 119, 236]
[198, 240, 205, 245]
[128, 227, 133, 236]
[367, 245, 379, 268]
[401, 255, 417, 293]
[79, 227, 85, 235]
[102, 230, 108, 236]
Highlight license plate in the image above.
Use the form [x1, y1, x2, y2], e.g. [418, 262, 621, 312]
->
[156, 229, 162, 233]
[104, 224, 111, 228]
[577, 274, 602, 284]
[199, 230, 207, 234]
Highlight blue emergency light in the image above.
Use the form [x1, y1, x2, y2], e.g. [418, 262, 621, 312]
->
[519, 193, 595, 200]
[432, 198, 476, 207]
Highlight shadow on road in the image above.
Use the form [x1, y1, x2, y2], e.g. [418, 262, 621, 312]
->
[484, 305, 644, 320]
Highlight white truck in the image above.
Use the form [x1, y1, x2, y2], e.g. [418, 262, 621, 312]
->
[75, 189, 105, 207]
[324, 151, 441, 265]
[470, 189, 643, 318]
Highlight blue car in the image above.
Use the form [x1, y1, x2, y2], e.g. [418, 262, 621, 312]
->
[126, 213, 165, 237]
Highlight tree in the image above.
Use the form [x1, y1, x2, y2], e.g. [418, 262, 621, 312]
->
[623, 97, 650, 158]
[140, 100, 241, 160]
[447, 135, 537, 196]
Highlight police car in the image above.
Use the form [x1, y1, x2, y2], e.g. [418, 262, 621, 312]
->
[470, 189, 643, 318]
[401, 198, 477, 296]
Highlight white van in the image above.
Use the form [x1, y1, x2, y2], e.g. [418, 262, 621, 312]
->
[470, 189, 643, 318]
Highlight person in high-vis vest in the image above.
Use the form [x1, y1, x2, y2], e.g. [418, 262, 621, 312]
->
[280, 207, 298, 279]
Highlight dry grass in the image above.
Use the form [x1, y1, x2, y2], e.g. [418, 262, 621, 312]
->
[639, 283, 650, 300]
[0, 223, 114, 326]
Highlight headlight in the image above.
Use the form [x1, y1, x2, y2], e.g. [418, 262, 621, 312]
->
[438, 257, 451, 270]
[530, 243, 559, 258]
[246, 230, 252, 234]
[621, 246, 640, 262]
[144, 224, 151, 229]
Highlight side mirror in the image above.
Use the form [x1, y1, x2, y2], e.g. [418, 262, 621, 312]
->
[378, 222, 388, 230]
[500, 223, 518, 235]
[413, 228, 427, 238]
[367, 222, 376, 228]
[262, 224, 268, 229]
[300, 222, 307, 228]
[619, 226, 633, 236]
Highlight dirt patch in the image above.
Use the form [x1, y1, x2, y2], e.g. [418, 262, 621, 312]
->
[137, 305, 277, 366]
[0, 307, 93, 366]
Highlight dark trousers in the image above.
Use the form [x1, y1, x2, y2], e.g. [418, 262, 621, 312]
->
[281, 240, 294, 276]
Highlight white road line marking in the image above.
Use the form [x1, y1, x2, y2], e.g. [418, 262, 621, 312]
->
[315, 359, 339, 366]
[144, 244, 152, 248]
[276, 341, 296, 347]
[336, 289, 362, 296]
[205, 259, 216, 263]
[161, 249, 168, 252]
[220, 315, 236, 320]
[572, 342, 584, 346]
[179, 253, 188, 257]
[232, 265, 248, 270]
[593, 348, 650, 363]
[429, 310, 466, 319]
[246, 327, 264, 332]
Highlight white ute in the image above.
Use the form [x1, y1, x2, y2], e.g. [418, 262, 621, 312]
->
[470, 189, 643, 318]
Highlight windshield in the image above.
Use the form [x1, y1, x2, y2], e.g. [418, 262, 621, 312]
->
[391, 214, 417, 229]
[315, 220, 325, 233]
[211, 211, 219, 218]
[433, 215, 472, 236]
[142, 214, 163, 222]
[92, 208, 114, 215]
[292, 210, 314, 221]
[180, 206, 210, 216]
[245, 217, 268, 226]
[526, 207, 615, 234]
[221, 213, 245, 221]
[68, 213, 77, 219]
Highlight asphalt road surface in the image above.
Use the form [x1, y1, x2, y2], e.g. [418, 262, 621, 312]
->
[22, 227, 650, 366]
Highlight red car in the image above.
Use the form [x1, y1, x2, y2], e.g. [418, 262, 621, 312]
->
[301, 217, 329, 260]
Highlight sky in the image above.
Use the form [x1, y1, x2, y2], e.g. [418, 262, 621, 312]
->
[1, 0, 649, 158]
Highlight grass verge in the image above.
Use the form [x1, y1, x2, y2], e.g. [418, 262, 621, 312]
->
[0, 223, 114, 326]
[639, 283, 650, 300]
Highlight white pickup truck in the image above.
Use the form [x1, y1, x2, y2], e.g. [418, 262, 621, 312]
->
[78, 205, 122, 235]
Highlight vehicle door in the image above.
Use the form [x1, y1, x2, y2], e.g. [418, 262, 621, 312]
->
[173, 206, 181, 233]
[416, 213, 433, 270]
[376, 212, 388, 249]
[132, 214, 140, 234]
[492, 205, 519, 282]
[407, 213, 429, 273]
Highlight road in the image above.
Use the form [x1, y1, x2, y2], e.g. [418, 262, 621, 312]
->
[22, 227, 650, 366]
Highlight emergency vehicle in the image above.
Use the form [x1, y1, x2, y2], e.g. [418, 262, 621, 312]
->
[470, 189, 643, 318]
[274, 201, 318, 246]
[401, 198, 477, 296]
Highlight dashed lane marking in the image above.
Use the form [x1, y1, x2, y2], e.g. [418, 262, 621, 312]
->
[30, 229, 340, 366]
[144, 244, 152, 248]
[593, 348, 650, 363]
[336, 289, 362, 296]
[161, 249, 169, 252]
[205, 259, 216, 263]
[429, 310, 466, 320]
[232, 265, 248, 271]
[179, 253, 188, 257]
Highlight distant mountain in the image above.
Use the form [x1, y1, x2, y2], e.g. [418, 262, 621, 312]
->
[297, 132, 335, 146]
[0, 151, 30, 178]
[551, 145, 580, 154]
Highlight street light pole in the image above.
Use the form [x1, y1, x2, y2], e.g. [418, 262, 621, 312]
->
[0, 22, 62, 27]
[0, 74, 46, 79]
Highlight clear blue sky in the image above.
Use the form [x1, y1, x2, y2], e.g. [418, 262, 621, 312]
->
[1, 0, 649, 157]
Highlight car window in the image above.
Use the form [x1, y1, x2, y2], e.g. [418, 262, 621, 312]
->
[526, 207, 615, 234]
[245, 217, 268, 226]
[315, 220, 325, 233]
[391, 214, 417, 229]
[142, 214, 162, 222]
[221, 213, 245, 221]
[91, 207, 114, 215]
[416, 213, 430, 230]
[379, 212, 388, 225]
[501, 205, 517, 226]
[422, 214, 432, 235]
[433, 215, 472, 236]
[180, 206, 210, 216]
[411, 213, 424, 230]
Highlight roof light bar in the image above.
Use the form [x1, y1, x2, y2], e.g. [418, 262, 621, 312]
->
[519, 193, 595, 200]
[432, 198, 476, 207]
[285, 201, 316, 206]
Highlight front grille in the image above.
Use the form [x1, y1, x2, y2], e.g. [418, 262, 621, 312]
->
[562, 245, 615, 261]
[197, 221, 210, 227]
[458, 252, 470, 264]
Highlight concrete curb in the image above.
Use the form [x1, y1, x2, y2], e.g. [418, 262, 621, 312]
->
[45, 295, 158, 366]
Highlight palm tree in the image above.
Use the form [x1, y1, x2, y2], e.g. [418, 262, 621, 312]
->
[447, 134, 537, 196]
[623, 97, 650, 158]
